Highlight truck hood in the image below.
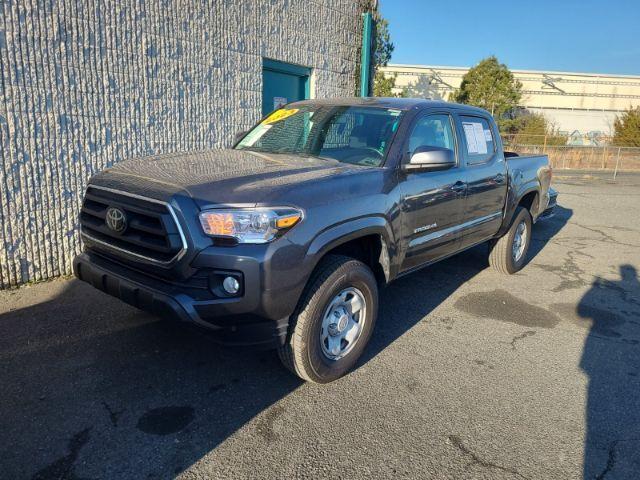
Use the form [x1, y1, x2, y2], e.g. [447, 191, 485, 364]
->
[90, 149, 376, 208]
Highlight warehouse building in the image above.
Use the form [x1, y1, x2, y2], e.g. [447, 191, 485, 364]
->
[0, 1, 371, 287]
[382, 64, 640, 142]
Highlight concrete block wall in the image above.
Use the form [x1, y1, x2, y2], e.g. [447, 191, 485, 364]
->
[0, 0, 366, 288]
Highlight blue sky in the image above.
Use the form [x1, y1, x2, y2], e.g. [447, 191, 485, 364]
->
[380, 0, 640, 75]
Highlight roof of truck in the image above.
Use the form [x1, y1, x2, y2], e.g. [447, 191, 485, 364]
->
[288, 97, 490, 115]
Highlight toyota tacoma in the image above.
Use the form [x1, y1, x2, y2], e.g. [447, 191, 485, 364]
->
[73, 98, 556, 383]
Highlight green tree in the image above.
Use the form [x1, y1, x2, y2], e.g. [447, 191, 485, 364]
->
[452, 56, 522, 128]
[372, 71, 407, 97]
[503, 113, 566, 146]
[613, 107, 640, 147]
[373, 70, 395, 97]
[372, 15, 394, 69]
[371, 13, 406, 97]
[355, 7, 403, 97]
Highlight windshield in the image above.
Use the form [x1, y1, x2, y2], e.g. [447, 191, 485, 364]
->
[235, 105, 404, 167]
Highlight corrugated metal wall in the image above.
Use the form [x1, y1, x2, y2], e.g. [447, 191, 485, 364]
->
[0, 0, 364, 288]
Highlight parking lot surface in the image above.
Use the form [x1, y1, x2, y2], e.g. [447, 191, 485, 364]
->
[2, 171, 639, 479]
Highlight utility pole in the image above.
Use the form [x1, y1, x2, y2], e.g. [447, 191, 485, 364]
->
[359, 12, 373, 97]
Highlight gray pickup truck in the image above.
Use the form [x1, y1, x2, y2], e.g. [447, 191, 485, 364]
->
[73, 98, 556, 383]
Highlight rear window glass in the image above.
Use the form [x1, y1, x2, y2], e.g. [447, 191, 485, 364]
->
[460, 116, 495, 164]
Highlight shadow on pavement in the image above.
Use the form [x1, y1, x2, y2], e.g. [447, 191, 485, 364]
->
[528, 205, 573, 260]
[579, 265, 640, 479]
[0, 282, 301, 479]
[0, 205, 571, 478]
[362, 203, 573, 365]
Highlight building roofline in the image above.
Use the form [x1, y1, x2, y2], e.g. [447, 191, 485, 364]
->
[385, 63, 640, 80]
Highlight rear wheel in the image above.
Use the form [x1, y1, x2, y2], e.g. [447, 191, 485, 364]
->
[278, 255, 378, 383]
[488, 206, 532, 274]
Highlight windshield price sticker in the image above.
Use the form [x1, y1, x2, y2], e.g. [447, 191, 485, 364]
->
[262, 108, 299, 125]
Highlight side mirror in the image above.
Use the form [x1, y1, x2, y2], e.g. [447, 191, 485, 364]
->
[405, 146, 455, 171]
[234, 130, 247, 144]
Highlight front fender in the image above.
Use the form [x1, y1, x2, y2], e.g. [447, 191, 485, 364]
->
[305, 215, 399, 281]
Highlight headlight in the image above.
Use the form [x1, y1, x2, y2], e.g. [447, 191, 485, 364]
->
[198, 208, 302, 244]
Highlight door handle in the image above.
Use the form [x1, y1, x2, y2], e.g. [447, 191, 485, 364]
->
[451, 181, 467, 193]
[494, 173, 505, 184]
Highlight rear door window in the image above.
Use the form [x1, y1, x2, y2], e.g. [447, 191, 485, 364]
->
[459, 115, 495, 165]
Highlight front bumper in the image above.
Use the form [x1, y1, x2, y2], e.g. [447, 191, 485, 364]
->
[73, 252, 292, 348]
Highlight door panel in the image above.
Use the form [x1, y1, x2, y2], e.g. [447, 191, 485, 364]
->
[400, 171, 466, 271]
[460, 164, 506, 246]
[399, 113, 466, 272]
[456, 115, 508, 249]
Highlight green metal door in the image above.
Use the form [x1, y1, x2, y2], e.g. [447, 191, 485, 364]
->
[262, 59, 310, 116]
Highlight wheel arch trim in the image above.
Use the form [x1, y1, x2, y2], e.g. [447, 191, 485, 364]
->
[305, 216, 397, 282]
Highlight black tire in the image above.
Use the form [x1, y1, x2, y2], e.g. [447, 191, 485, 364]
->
[278, 255, 378, 383]
[488, 206, 533, 274]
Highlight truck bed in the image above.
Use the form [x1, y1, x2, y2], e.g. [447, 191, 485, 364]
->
[505, 153, 553, 221]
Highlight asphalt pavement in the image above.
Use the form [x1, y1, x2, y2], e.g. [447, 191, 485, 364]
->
[1, 172, 639, 479]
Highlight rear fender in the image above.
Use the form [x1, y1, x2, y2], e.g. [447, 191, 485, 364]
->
[495, 182, 540, 238]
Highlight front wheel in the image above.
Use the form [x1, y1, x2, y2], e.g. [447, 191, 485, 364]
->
[278, 255, 378, 383]
[488, 206, 532, 274]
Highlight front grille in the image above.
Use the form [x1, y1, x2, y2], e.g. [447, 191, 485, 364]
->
[80, 186, 187, 265]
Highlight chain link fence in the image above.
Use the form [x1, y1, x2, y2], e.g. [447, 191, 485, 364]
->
[501, 134, 640, 178]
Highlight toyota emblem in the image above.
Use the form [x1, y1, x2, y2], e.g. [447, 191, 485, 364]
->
[105, 207, 127, 233]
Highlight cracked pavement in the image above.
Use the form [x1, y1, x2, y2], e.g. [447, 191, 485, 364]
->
[1, 170, 639, 479]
